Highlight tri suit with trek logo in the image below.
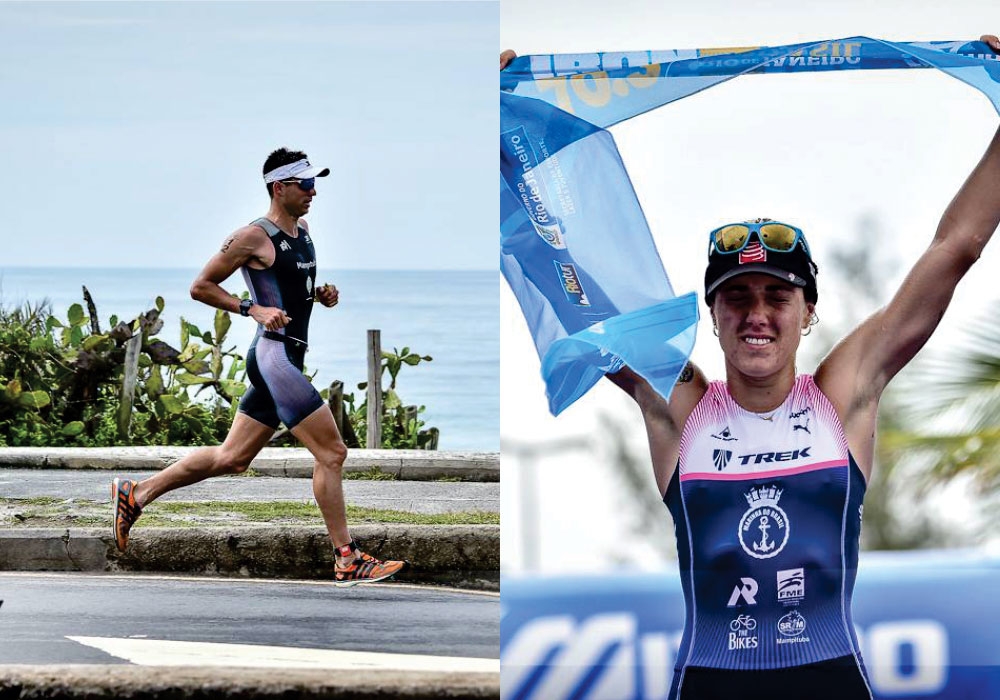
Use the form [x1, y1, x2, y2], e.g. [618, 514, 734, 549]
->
[665, 374, 874, 700]
[237, 217, 324, 430]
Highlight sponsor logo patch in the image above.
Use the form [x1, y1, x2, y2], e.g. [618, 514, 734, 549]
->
[739, 242, 766, 264]
[713, 449, 733, 471]
[790, 405, 812, 434]
[737, 447, 811, 466]
[727, 577, 758, 607]
[776, 610, 811, 644]
[728, 614, 758, 650]
[712, 426, 738, 442]
[777, 568, 805, 602]
[738, 485, 790, 559]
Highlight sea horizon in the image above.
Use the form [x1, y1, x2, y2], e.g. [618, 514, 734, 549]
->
[0, 267, 499, 452]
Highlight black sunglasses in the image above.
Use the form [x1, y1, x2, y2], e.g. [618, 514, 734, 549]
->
[278, 178, 316, 192]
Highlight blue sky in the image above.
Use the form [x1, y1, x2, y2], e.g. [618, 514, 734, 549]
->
[0, 1, 497, 269]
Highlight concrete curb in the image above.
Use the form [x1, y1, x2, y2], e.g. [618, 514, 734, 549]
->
[0, 666, 499, 699]
[0, 524, 499, 591]
[0, 447, 500, 481]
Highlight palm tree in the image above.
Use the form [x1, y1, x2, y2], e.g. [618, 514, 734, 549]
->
[883, 305, 1000, 504]
[804, 216, 956, 549]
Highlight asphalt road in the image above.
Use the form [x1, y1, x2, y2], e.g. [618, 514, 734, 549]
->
[0, 469, 498, 514]
[0, 572, 499, 666]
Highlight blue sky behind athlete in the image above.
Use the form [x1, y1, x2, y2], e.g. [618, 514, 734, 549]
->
[0, 1, 496, 270]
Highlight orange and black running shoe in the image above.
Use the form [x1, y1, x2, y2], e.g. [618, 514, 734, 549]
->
[111, 477, 142, 552]
[334, 542, 408, 587]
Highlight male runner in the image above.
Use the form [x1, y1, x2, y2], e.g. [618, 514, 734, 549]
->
[111, 148, 406, 587]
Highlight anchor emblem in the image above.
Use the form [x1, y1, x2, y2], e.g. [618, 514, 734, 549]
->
[753, 515, 775, 553]
[738, 484, 790, 559]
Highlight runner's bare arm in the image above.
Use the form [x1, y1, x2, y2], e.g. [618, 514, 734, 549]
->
[190, 225, 269, 313]
[190, 225, 290, 330]
[606, 362, 708, 496]
[501, 50, 516, 70]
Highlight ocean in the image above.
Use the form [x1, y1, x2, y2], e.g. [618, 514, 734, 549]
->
[0, 268, 498, 452]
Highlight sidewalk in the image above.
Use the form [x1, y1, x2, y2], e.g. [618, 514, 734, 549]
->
[0, 469, 498, 514]
[0, 447, 499, 481]
[0, 449, 500, 590]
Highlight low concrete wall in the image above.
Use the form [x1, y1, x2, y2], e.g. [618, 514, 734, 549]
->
[0, 524, 499, 591]
[0, 447, 500, 481]
[0, 666, 499, 699]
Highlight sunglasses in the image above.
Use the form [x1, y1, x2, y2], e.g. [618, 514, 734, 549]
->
[709, 222, 809, 256]
[278, 178, 316, 192]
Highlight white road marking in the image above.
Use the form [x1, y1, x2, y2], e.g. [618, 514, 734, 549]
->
[67, 636, 499, 673]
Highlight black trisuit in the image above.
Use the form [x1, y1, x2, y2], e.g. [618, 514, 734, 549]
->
[237, 217, 324, 429]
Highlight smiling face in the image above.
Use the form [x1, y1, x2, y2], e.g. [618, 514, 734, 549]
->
[711, 273, 814, 381]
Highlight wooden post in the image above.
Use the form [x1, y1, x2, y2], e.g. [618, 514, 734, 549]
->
[423, 427, 440, 451]
[328, 380, 344, 435]
[82, 285, 101, 334]
[117, 333, 143, 439]
[366, 330, 382, 449]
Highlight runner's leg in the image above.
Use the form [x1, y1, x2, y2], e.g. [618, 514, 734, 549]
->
[133, 412, 275, 506]
[289, 404, 350, 547]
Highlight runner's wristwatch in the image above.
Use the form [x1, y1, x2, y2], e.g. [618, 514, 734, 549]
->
[239, 299, 253, 317]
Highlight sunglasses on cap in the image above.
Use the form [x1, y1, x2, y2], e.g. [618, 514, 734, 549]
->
[708, 222, 810, 256]
[278, 178, 316, 192]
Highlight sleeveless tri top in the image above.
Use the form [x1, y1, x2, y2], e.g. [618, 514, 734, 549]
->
[241, 217, 317, 344]
[665, 375, 870, 678]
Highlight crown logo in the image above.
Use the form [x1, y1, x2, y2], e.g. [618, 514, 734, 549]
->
[745, 485, 783, 507]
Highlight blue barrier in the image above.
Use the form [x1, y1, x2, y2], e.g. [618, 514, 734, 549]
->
[501, 550, 1000, 699]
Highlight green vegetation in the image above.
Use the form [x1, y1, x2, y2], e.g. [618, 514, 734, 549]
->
[343, 346, 438, 450]
[343, 467, 397, 481]
[149, 501, 498, 525]
[0, 497, 498, 527]
[0, 291, 437, 449]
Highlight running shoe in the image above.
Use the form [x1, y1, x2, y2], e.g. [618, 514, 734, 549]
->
[111, 477, 142, 552]
[334, 543, 408, 587]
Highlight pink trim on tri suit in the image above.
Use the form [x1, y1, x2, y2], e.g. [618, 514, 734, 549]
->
[679, 459, 850, 482]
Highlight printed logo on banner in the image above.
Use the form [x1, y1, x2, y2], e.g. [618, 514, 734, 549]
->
[554, 261, 591, 306]
[727, 577, 758, 607]
[728, 614, 758, 650]
[500, 611, 673, 699]
[738, 485, 789, 559]
[532, 221, 568, 250]
[776, 568, 805, 602]
[501, 126, 567, 250]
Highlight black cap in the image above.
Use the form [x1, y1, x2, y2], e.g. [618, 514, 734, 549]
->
[704, 233, 818, 305]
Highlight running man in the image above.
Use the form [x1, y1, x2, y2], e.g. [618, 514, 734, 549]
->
[112, 148, 406, 587]
[503, 34, 1000, 699]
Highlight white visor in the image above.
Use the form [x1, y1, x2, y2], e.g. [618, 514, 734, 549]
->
[263, 158, 331, 184]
